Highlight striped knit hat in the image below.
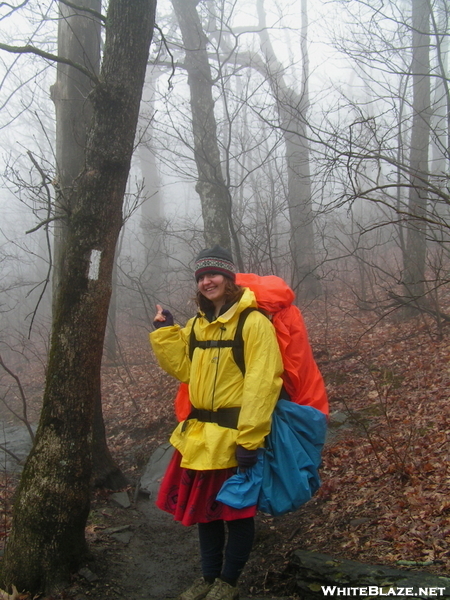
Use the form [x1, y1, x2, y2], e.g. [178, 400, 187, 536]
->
[194, 245, 236, 282]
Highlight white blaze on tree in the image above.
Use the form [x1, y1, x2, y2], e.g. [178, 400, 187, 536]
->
[88, 249, 102, 280]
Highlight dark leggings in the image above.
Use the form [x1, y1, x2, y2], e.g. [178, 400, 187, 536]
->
[197, 517, 255, 586]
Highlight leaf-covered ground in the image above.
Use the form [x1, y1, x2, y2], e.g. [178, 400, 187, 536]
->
[308, 302, 450, 573]
[0, 296, 449, 598]
[240, 298, 450, 596]
[96, 298, 450, 595]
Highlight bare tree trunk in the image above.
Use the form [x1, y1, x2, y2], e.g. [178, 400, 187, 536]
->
[171, 0, 232, 252]
[256, 0, 320, 298]
[51, 0, 126, 490]
[105, 250, 119, 363]
[139, 73, 166, 293]
[91, 377, 128, 489]
[50, 0, 101, 309]
[403, 0, 431, 309]
[0, 0, 156, 594]
[429, 1, 449, 236]
[430, 0, 450, 173]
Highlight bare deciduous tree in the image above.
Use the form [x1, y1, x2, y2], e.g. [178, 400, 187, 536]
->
[403, 0, 431, 308]
[50, 0, 127, 490]
[171, 0, 233, 253]
[0, 0, 156, 593]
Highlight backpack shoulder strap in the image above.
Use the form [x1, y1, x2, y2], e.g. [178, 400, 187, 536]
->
[188, 314, 200, 361]
[232, 307, 257, 376]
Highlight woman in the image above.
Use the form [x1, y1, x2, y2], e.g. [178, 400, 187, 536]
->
[150, 245, 283, 600]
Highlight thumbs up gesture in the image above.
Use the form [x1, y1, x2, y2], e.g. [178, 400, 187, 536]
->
[153, 304, 174, 329]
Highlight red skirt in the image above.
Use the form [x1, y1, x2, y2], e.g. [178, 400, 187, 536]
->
[156, 450, 257, 526]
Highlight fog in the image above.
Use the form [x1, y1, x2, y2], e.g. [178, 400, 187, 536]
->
[0, 0, 448, 452]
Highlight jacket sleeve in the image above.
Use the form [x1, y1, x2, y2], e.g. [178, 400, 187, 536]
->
[236, 312, 283, 450]
[149, 319, 194, 383]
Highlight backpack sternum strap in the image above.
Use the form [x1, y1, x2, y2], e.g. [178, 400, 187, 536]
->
[195, 340, 235, 349]
[188, 307, 257, 376]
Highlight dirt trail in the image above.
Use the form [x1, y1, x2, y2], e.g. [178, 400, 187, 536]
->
[71, 423, 348, 600]
[83, 491, 288, 600]
[82, 491, 200, 599]
[118, 495, 201, 599]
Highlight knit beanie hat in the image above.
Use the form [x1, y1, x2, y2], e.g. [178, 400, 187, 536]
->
[194, 245, 236, 282]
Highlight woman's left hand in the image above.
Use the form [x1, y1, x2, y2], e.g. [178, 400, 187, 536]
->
[236, 445, 258, 471]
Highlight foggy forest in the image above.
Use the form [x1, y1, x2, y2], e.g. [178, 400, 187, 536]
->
[0, 0, 449, 598]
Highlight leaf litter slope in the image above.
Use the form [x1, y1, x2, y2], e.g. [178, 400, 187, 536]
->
[100, 303, 449, 597]
[0, 297, 449, 598]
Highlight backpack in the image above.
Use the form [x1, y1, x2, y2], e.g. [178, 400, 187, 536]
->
[174, 273, 328, 421]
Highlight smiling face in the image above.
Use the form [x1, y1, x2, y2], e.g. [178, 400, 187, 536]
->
[197, 273, 228, 308]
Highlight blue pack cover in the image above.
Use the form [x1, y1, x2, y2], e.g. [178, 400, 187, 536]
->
[258, 400, 327, 516]
[217, 400, 327, 516]
[216, 449, 265, 509]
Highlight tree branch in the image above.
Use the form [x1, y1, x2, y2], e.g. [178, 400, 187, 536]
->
[0, 0, 29, 21]
[25, 150, 54, 338]
[58, 0, 106, 23]
[154, 23, 176, 89]
[0, 442, 26, 466]
[388, 291, 450, 322]
[0, 356, 35, 442]
[0, 42, 99, 83]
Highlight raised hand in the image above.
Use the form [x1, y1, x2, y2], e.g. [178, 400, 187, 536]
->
[153, 304, 174, 329]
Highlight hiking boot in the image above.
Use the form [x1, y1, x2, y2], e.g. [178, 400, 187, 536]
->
[178, 577, 214, 600]
[204, 579, 239, 600]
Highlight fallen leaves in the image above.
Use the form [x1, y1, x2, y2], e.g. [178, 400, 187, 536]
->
[289, 299, 450, 575]
[1, 294, 450, 596]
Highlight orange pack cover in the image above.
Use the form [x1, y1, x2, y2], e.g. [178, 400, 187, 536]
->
[174, 273, 328, 421]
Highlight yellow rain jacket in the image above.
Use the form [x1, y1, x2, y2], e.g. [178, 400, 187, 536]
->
[149, 288, 283, 470]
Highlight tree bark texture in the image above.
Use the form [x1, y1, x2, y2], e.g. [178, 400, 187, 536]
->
[0, 0, 156, 594]
[403, 0, 431, 305]
[50, 0, 101, 312]
[51, 0, 127, 492]
[91, 377, 129, 489]
[171, 0, 232, 251]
